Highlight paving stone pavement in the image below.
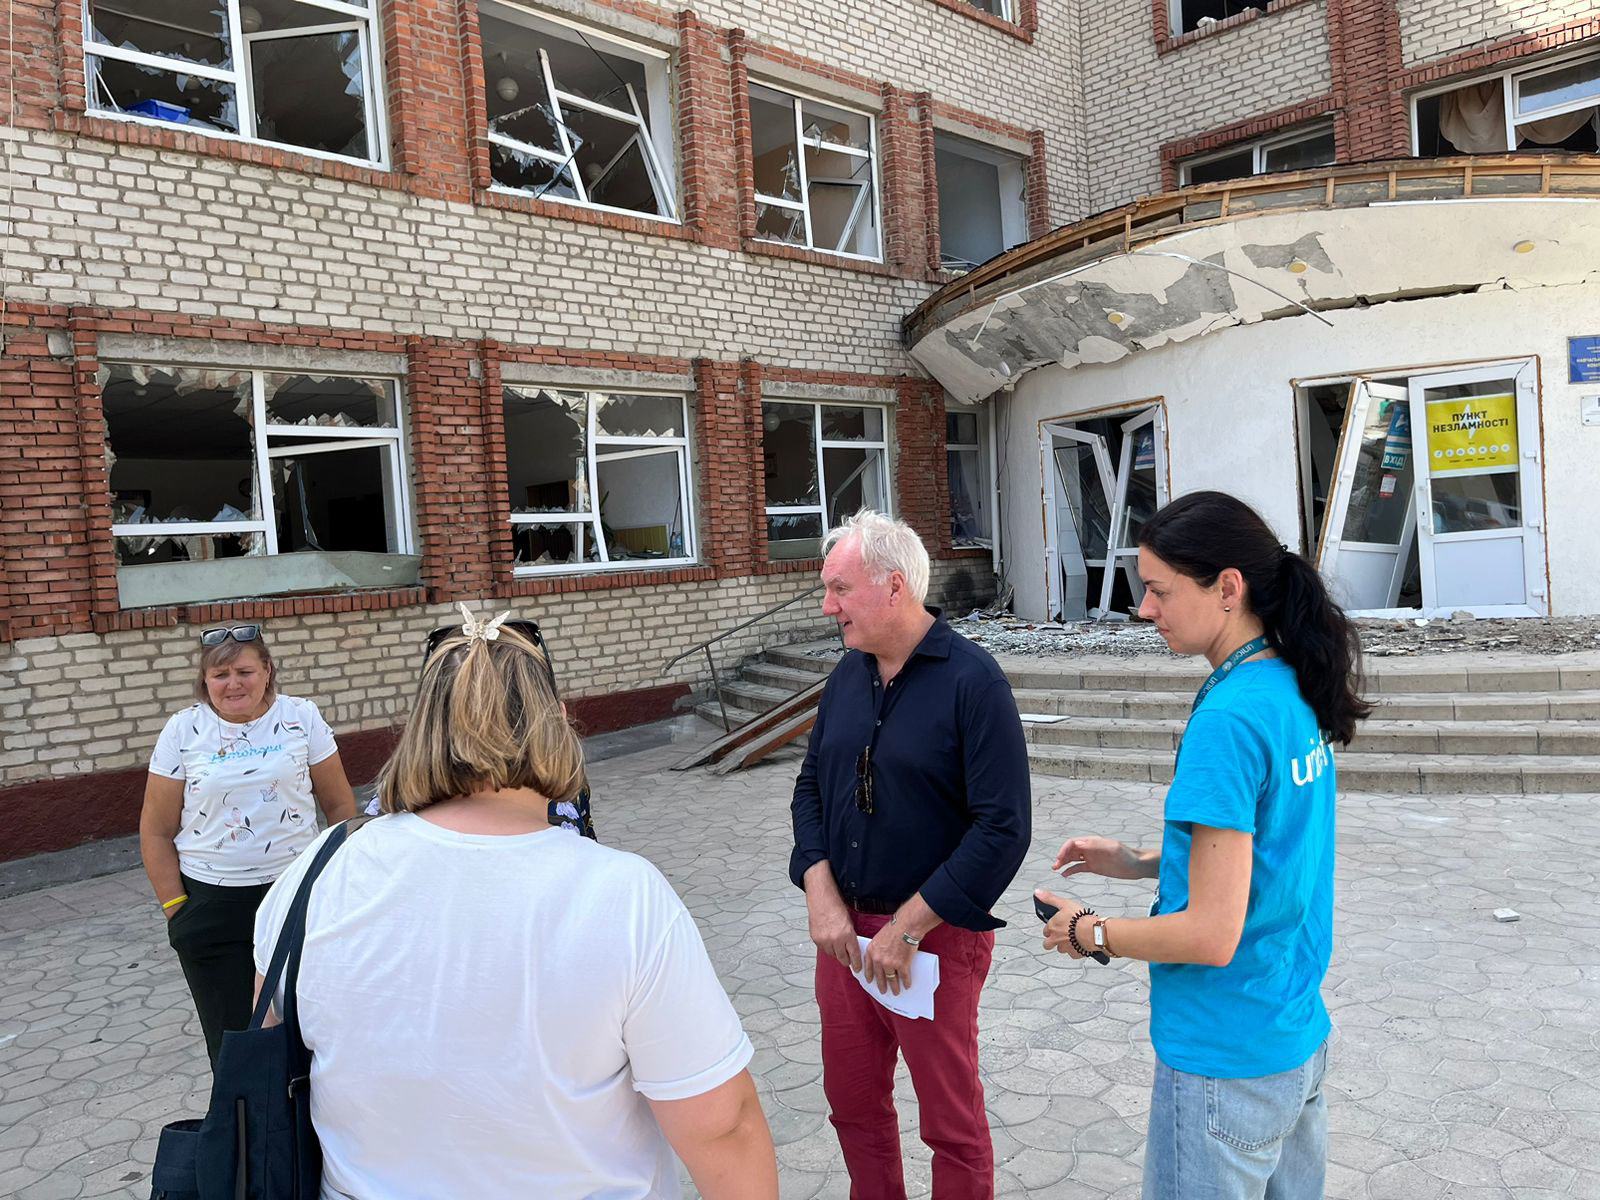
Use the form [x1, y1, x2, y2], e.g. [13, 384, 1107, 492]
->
[2, 726, 1598, 1199]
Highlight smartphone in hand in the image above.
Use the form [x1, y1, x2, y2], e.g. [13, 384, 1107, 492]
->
[1035, 895, 1109, 964]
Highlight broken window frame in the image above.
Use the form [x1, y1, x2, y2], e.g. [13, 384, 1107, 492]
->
[1166, 0, 1260, 37]
[82, 0, 389, 167]
[1408, 46, 1600, 156]
[964, 0, 1014, 20]
[763, 399, 892, 558]
[749, 82, 883, 262]
[945, 403, 994, 548]
[932, 131, 1029, 273]
[479, 0, 678, 221]
[1177, 121, 1335, 185]
[504, 387, 696, 576]
[105, 364, 413, 564]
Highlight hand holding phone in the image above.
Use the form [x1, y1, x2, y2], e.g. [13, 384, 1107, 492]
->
[1034, 893, 1110, 964]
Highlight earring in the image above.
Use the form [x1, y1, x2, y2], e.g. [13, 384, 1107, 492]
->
[1223, 606, 1232, 613]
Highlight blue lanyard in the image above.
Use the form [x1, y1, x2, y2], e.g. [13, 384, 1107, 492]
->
[1190, 636, 1270, 716]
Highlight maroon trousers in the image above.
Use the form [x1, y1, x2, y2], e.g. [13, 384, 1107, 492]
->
[816, 911, 996, 1200]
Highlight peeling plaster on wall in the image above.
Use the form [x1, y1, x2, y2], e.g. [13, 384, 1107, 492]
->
[911, 200, 1600, 403]
[1240, 234, 1336, 274]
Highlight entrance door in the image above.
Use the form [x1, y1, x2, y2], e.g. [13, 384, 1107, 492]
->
[1098, 407, 1169, 616]
[1317, 380, 1418, 611]
[1408, 361, 1546, 615]
[1042, 423, 1116, 622]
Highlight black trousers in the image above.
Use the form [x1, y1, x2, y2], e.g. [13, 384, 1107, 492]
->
[166, 874, 274, 1065]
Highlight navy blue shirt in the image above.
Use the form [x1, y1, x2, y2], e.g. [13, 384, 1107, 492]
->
[789, 612, 1032, 931]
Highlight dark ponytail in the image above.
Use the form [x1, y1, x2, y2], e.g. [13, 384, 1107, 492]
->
[1138, 491, 1373, 745]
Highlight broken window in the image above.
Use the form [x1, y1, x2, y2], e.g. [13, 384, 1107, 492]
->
[1178, 123, 1335, 185]
[749, 83, 881, 260]
[963, 0, 1013, 18]
[102, 364, 414, 605]
[946, 407, 992, 546]
[1413, 50, 1600, 156]
[1169, 0, 1260, 36]
[504, 387, 694, 572]
[479, 1, 676, 218]
[762, 400, 889, 560]
[86, 0, 382, 161]
[934, 131, 1027, 273]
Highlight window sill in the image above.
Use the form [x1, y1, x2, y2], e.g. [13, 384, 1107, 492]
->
[944, 545, 994, 559]
[477, 188, 696, 241]
[922, 0, 1035, 42]
[504, 564, 716, 595]
[56, 110, 405, 186]
[1155, 0, 1319, 55]
[92, 586, 428, 633]
[756, 556, 826, 575]
[741, 238, 904, 279]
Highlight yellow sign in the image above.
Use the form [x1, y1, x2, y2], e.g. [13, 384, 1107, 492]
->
[1424, 394, 1518, 474]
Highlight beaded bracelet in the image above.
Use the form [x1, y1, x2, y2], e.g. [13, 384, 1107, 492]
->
[1066, 906, 1097, 958]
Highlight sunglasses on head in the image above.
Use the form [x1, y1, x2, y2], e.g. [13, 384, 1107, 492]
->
[421, 618, 559, 694]
[200, 625, 261, 647]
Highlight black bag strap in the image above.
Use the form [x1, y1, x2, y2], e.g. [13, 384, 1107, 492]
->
[249, 816, 374, 1033]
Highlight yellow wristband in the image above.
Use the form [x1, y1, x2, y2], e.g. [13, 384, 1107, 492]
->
[162, 894, 189, 910]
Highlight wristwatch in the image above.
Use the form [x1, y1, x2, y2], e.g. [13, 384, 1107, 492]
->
[1090, 918, 1112, 957]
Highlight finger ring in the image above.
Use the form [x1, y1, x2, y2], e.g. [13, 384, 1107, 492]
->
[886, 971, 898, 977]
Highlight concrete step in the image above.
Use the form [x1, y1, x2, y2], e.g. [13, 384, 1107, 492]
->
[740, 661, 827, 694]
[763, 644, 1600, 695]
[1025, 744, 1600, 794]
[712, 679, 795, 714]
[1020, 715, 1600, 756]
[1014, 688, 1600, 722]
[692, 699, 764, 732]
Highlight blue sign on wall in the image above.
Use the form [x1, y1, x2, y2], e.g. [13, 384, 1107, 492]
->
[1570, 336, 1600, 384]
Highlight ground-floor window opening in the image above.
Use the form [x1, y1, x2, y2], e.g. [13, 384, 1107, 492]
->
[763, 400, 889, 560]
[503, 387, 694, 574]
[946, 406, 993, 547]
[102, 364, 414, 606]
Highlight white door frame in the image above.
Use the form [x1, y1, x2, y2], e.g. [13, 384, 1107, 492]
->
[1041, 422, 1116, 622]
[1097, 406, 1169, 617]
[1317, 380, 1416, 612]
[1407, 359, 1547, 617]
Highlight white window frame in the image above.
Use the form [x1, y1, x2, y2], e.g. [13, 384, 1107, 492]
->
[106, 365, 414, 559]
[506, 388, 696, 577]
[1177, 121, 1336, 185]
[945, 404, 994, 547]
[750, 82, 884, 263]
[964, 0, 1015, 20]
[82, 0, 390, 167]
[480, 0, 678, 222]
[1408, 45, 1600, 156]
[763, 399, 892, 553]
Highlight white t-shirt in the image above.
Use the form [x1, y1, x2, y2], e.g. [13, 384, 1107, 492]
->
[252, 814, 754, 1200]
[149, 695, 338, 885]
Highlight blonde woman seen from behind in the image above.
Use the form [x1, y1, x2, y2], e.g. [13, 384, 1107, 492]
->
[250, 615, 778, 1200]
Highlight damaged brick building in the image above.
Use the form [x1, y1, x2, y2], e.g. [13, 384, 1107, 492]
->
[2, 0, 1598, 854]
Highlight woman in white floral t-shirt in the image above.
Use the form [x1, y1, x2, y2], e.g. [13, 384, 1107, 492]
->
[140, 623, 356, 1063]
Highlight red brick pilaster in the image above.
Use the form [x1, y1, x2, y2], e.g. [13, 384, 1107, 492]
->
[678, 12, 741, 248]
[880, 86, 934, 278]
[893, 376, 942, 548]
[1026, 130, 1051, 236]
[1329, 0, 1409, 160]
[406, 336, 497, 600]
[692, 357, 761, 575]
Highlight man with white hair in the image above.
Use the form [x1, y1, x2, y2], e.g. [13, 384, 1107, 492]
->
[790, 509, 1031, 1199]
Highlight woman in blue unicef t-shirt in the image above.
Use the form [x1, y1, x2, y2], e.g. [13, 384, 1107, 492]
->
[1035, 491, 1371, 1200]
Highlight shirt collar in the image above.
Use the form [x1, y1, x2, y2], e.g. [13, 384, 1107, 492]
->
[909, 607, 952, 661]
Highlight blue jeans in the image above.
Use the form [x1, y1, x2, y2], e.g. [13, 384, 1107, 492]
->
[1142, 1040, 1328, 1200]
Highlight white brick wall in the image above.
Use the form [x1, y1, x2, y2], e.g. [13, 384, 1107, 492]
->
[1398, 0, 1595, 66]
[1078, 0, 1333, 212]
[0, 558, 988, 785]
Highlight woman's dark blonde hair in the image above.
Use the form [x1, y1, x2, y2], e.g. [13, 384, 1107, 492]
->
[195, 628, 277, 704]
[377, 624, 586, 813]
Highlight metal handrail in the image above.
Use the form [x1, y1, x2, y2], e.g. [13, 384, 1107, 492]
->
[660, 584, 826, 733]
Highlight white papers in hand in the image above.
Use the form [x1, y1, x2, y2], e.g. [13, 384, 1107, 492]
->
[849, 936, 941, 1020]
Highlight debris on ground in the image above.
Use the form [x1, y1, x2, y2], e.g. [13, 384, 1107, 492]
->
[1493, 909, 1522, 923]
[932, 611, 1600, 659]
